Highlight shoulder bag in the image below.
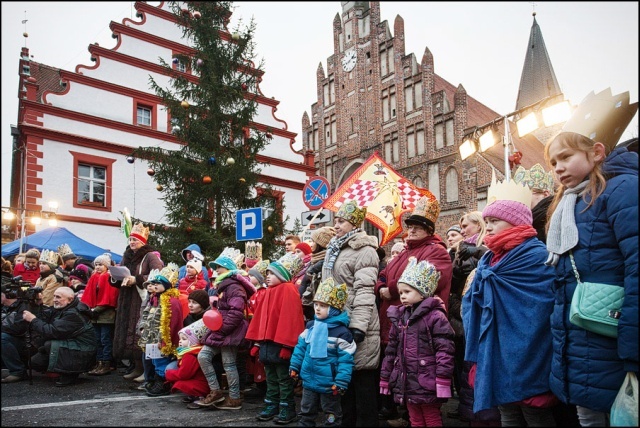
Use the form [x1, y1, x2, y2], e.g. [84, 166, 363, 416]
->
[568, 251, 624, 338]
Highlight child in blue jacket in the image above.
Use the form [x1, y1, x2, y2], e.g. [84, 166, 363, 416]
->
[289, 277, 356, 427]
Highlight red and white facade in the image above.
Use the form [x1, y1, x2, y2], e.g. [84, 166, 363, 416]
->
[10, 1, 314, 255]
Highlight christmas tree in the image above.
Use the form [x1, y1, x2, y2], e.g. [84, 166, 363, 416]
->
[132, 1, 286, 264]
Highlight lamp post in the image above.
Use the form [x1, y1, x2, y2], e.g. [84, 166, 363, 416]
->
[2, 201, 60, 252]
[459, 94, 572, 181]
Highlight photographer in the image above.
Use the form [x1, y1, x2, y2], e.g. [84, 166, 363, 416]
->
[1, 278, 44, 384]
[22, 287, 96, 387]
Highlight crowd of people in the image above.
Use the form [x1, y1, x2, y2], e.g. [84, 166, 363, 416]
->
[1, 89, 638, 427]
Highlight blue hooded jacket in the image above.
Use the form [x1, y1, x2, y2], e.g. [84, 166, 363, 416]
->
[548, 146, 638, 412]
[177, 243, 209, 282]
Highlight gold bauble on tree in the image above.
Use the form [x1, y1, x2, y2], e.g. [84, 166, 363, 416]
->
[181, 100, 190, 109]
[156, 185, 163, 191]
[239, 177, 246, 183]
[231, 32, 240, 41]
[267, 226, 273, 232]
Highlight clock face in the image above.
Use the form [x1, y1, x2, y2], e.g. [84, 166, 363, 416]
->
[342, 49, 357, 72]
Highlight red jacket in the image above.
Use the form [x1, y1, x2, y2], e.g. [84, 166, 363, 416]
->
[165, 348, 209, 397]
[12, 263, 40, 286]
[81, 271, 119, 308]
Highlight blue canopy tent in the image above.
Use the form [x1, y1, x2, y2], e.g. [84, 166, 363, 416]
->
[1, 227, 122, 264]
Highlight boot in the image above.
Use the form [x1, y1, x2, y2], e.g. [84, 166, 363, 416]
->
[87, 361, 103, 376]
[123, 359, 143, 380]
[95, 361, 112, 376]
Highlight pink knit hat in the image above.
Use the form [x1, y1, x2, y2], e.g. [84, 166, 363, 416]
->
[482, 200, 532, 226]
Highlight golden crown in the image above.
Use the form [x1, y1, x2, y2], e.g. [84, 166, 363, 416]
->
[154, 262, 180, 287]
[410, 193, 440, 224]
[57, 243, 74, 259]
[219, 247, 240, 260]
[561, 88, 638, 150]
[313, 277, 348, 311]
[335, 200, 367, 226]
[398, 256, 440, 297]
[245, 241, 262, 261]
[487, 169, 532, 207]
[39, 249, 61, 266]
[253, 259, 270, 277]
[276, 252, 304, 278]
[130, 222, 150, 239]
[512, 163, 555, 194]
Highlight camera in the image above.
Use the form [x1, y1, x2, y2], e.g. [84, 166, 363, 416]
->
[1, 276, 43, 302]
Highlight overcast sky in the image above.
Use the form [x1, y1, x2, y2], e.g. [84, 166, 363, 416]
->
[2, 1, 638, 208]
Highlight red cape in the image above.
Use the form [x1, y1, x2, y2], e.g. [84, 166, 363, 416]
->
[245, 282, 304, 348]
[165, 349, 209, 397]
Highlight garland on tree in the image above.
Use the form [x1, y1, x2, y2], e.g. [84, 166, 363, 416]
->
[159, 287, 181, 357]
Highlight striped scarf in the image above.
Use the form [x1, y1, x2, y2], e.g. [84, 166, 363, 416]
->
[323, 228, 360, 277]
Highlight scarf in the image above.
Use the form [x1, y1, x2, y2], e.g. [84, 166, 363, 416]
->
[305, 310, 346, 358]
[484, 225, 538, 265]
[311, 249, 327, 264]
[464, 233, 479, 245]
[323, 228, 360, 275]
[176, 345, 202, 360]
[545, 180, 590, 266]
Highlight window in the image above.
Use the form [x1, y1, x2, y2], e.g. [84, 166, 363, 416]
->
[326, 155, 338, 185]
[324, 115, 337, 146]
[407, 124, 425, 158]
[407, 126, 416, 158]
[384, 132, 399, 164]
[428, 163, 440, 201]
[137, 106, 151, 126]
[435, 123, 444, 149]
[323, 76, 335, 107]
[382, 86, 396, 122]
[313, 123, 319, 152]
[445, 168, 459, 202]
[405, 80, 423, 112]
[445, 119, 455, 147]
[380, 45, 395, 76]
[70, 152, 115, 210]
[416, 125, 425, 155]
[133, 99, 156, 129]
[174, 59, 186, 73]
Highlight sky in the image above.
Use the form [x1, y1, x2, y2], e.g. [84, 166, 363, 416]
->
[2, 1, 638, 209]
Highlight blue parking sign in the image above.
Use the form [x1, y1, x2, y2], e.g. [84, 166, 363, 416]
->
[236, 208, 263, 241]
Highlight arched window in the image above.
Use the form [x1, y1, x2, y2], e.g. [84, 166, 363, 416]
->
[445, 168, 459, 202]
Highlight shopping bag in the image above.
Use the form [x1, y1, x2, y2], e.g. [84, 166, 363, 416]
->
[610, 372, 638, 427]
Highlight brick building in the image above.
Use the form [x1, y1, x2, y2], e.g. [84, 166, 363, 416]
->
[302, 2, 563, 243]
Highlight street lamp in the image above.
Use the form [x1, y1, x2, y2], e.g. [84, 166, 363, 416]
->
[2, 200, 60, 252]
[459, 94, 572, 181]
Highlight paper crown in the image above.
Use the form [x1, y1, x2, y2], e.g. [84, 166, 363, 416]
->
[130, 222, 149, 243]
[57, 243, 76, 261]
[268, 252, 304, 282]
[313, 277, 348, 311]
[335, 200, 367, 226]
[148, 262, 180, 287]
[245, 241, 262, 261]
[209, 247, 241, 271]
[512, 163, 555, 194]
[398, 256, 440, 297]
[405, 193, 440, 229]
[486, 169, 532, 208]
[39, 249, 60, 266]
[561, 88, 638, 151]
[250, 259, 270, 278]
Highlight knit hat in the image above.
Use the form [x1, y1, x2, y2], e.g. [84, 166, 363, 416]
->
[482, 200, 533, 226]
[311, 226, 336, 249]
[188, 289, 210, 310]
[57, 244, 76, 262]
[446, 225, 462, 235]
[187, 258, 203, 274]
[129, 222, 149, 244]
[209, 247, 240, 271]
[267, 253, 303, 283]
[179, 319, 208, 346]
[69, 263, 90, 283]
[405, 193, 440, 231]
[335, 200, 367, 226]
[391, 242, 406, 254]
[94, 253, 112, 267]
[398, 256, 440, 298]
[314, 277, 348, 311]
[39, 249, 60, 270]
[295, 242, 312, 256]
[248, 259, 270, 284]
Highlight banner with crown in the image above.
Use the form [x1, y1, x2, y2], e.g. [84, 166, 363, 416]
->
[322, 152, 432, 245]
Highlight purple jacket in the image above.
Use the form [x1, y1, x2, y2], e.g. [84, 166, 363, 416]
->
[380, 296, 455, 405]
[203, 273, 255, 348]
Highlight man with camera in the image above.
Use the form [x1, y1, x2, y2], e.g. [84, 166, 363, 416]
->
[22, 286, 97, 387]
[1, 278, 44, 383]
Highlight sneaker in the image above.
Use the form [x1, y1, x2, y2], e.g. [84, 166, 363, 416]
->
[146, 380, 172, 397]
[1, 375, 24, 384]
[187, 400, 204, 410]
[137, 381, 153, 391]
[194, 389, 225, 407]
[274, 404, 298, 425]
[213, 396, 242, 410]
[256, 403, 279, 421]
[182, 395, 198, 403]
[133, 373, 145, 383]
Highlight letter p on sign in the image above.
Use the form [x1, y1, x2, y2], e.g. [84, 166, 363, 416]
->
[236, 208, 263, 241]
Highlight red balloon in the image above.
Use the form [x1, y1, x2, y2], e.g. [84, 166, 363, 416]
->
[203, 308, 223, 331]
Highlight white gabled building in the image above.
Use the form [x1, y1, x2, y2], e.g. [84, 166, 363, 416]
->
[9, 1, 314, 255]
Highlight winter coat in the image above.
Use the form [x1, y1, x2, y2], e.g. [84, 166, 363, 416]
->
[37, 271, 65, 307]
[29, 297, 97, 374]
[549, 147, 638, 412]
[203, 273, 255, 348]
[138, 290, 183, 357]
[81, 271, 119, 324]
[110, 245, 163, 360]
[449, 242, 487, 338]
[289, 311, 357, 393]
[165, 348, 210, 397]
[178, 243, 210, 282]
[184, 309, 206, 328]
[12, 263, 40, 286]
[177, 272, 208, 295]
[375, 234, 452, 344]
[322, 231, 380, 370]
[380, 297, 455, 405]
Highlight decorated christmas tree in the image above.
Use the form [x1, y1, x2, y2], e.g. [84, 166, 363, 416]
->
[132, 1, 286, 264]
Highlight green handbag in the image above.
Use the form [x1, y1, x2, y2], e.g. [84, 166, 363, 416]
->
[568, 252, 624, 338]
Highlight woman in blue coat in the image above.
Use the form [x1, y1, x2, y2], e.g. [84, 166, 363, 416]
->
[545, 89, 638, 426]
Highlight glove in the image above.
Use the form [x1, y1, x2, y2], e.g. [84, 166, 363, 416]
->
[331, 385, 346, 396]
[379, 380, 390, 395]
[250, 346, 260, 358]
[350, 328, 366, 344]
[289, 370, 299, 382]
[436, 377, 452, 398]
[279, 347, 292, 360]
